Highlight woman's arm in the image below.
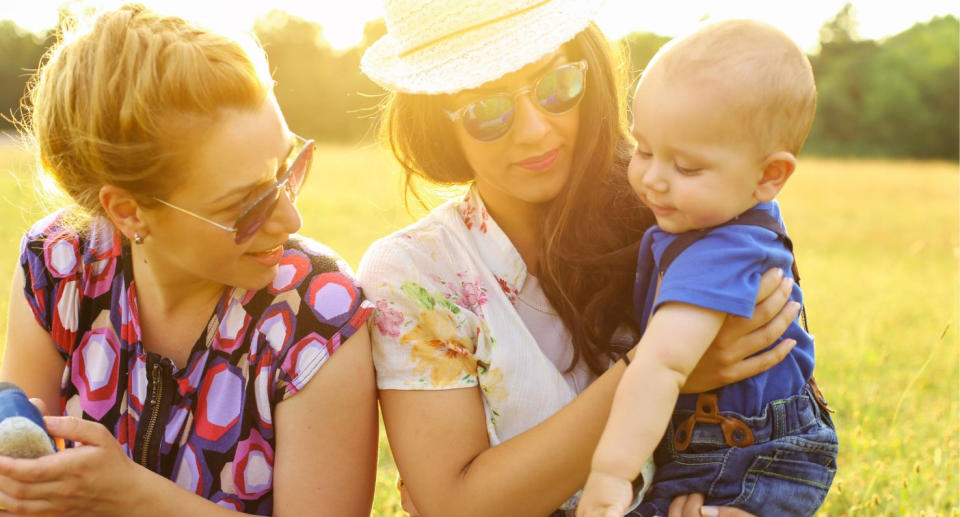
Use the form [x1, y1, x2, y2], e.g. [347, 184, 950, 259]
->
[272, 324, 378, 517]
[381, 362, 628, 517]
[1, 266, 65, 412]
[382, 268, 798, 517]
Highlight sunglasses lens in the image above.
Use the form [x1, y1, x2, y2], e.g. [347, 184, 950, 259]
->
[461, 96, 514, 142]
[233, 140, 314, 244]
[234, 191, 280, 244]
[536, 64, 585, 114]
[285, 142, 314, 201]
[458, 63, 586, 141]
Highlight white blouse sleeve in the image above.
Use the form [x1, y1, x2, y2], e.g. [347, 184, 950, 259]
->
[358, 233, 482, 391]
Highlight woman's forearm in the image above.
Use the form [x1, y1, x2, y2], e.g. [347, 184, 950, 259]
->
[384, 360, 631, 517]
[130, 466, 259, 517]
[471, 360, 629, 480]
[437, 311, 723, 515]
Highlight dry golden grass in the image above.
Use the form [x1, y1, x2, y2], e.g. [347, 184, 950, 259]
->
[0, 144, 956, 515]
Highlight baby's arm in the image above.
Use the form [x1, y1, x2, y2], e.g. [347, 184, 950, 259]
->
[577, 302, 725, 517]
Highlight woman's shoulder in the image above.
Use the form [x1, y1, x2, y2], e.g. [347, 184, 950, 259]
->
[21, 211, 122, 278]
[357, 199, 465, 281]
[23, 209, 75, 244]
[284, 235, 355, 276]
[255, 235, 371, 346]
[264, 235, 366, 300]
[258, 235, 374, 400]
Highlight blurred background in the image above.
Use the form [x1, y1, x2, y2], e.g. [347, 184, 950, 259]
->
[0, 1, 958, 516]
[1, 0, 958, 158]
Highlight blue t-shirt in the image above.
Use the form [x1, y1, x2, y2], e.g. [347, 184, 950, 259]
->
[633, 201, 814, 416]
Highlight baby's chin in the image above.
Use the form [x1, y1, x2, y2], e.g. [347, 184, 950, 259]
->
[655, 218, 694, 234]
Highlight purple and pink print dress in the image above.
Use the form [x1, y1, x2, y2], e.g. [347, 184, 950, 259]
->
[18, 212, 372, 514]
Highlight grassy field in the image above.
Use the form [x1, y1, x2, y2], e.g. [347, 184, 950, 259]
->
[0, 143, 956, 516]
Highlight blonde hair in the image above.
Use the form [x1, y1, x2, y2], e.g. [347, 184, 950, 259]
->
[22, 3, 274, 225]
[643, 19, 817, 155]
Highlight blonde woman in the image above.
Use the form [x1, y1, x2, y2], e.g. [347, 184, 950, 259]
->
[0, 5, 377, 515]
[358, 1, 800, 516]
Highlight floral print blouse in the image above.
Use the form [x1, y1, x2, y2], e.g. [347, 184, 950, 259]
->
[358, 187, 653, 511]
[19, 212, 372, 515]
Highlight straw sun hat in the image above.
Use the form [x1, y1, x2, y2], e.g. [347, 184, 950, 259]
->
[361, 0, 604, 94]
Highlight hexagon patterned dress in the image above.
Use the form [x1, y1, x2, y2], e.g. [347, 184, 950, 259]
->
[18, 213, 372, 514]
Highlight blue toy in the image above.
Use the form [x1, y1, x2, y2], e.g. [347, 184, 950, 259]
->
[0, 382, 55, 458]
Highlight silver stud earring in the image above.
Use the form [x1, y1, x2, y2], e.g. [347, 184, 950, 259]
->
[133, 231, 144, 244]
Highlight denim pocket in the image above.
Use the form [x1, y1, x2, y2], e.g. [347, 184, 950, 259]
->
[733, 445, 837, 517]
[635, 450, 729, 517]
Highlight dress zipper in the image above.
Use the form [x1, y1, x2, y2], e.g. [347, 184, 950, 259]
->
[138, 362, 164, 468]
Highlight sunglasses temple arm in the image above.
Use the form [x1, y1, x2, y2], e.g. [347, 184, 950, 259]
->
[153, 198, 237, 233]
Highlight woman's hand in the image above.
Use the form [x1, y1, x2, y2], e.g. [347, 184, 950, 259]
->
[0, 416, 142, 516]
[681, 268, 801, 394]
[668, 493, 758, 517]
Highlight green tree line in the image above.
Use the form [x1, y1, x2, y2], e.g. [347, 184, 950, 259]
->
[1, 7, 957, 159]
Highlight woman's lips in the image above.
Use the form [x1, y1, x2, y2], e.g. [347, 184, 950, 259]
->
[246, 244, 284, 267]
[514, 148, 560, 172]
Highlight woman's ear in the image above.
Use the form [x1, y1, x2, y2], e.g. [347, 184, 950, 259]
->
[99, 185, 148, 242]
[754, 151, 797, 202]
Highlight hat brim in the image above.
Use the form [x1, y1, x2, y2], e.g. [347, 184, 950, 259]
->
[361, 0, 603, 94]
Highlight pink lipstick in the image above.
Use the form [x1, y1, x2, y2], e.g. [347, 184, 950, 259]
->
[514, 148, 560, 172]
[247, 244, 284, 267]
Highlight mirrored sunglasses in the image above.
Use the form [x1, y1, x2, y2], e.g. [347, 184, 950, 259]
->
[445, 60, 588, 142]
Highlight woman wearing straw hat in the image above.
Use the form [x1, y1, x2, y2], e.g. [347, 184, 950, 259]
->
[358, 1, 798, 515]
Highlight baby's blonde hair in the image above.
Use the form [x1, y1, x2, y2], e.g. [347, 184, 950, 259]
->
[644, 19, 816, 155]
[22, 4, 274, 224]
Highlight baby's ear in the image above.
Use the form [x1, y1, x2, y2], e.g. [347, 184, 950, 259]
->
[754, 151, 797, 202]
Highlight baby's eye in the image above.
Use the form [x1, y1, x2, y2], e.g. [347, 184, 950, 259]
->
[635, 149, 653, 159]
[675, 163, 702, 176]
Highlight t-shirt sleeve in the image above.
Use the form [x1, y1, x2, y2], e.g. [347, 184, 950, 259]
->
[357, 234, 481, 391]
[274, 239, 373, 400]
[653, 225, 794, 319]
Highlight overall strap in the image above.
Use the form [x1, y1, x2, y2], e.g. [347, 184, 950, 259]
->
[659, 210, 799, 283]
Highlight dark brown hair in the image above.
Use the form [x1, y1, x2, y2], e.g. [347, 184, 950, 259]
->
[381, 24, 655, 374]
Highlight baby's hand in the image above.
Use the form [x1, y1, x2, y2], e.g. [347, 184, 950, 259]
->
[576, 471, 633, 517]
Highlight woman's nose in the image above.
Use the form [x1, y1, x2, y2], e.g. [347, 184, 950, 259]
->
[264, 190, 302, 237]
[509, 93, 550, 144]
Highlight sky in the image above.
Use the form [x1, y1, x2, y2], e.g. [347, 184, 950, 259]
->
[1, 0, 957, 53]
